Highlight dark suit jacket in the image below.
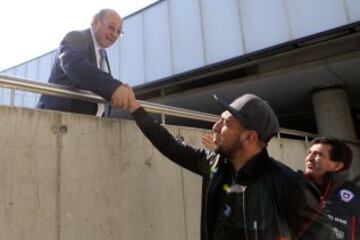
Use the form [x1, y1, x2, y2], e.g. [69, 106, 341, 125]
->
[37, 28, 122, 115]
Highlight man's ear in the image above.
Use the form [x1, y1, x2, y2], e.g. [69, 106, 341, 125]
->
[333, 161, 344, 172]
[247, 131, 258, 143]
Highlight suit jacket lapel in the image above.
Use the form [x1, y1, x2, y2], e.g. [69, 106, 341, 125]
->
[84, 28, 97, 65]
[86, 28, 112, 75]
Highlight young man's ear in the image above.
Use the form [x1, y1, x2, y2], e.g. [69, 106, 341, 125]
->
[332, 161, 344, 172]
[246, 131, 258, 143]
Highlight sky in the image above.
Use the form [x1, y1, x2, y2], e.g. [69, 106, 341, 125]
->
[0, 0, 158, 71]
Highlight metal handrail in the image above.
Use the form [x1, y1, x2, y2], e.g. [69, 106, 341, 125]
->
[0, 74, 105, 103]
[1, 73, 359, 144]
[0, 74, 218, 123]
[278, 128, 317, 139]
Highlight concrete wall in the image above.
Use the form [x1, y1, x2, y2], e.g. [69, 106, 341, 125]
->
[0, 106, 336, 240]
[268, 137, 309, 171]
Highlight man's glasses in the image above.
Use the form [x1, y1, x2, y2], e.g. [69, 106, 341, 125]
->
[102, 19, 124, 37]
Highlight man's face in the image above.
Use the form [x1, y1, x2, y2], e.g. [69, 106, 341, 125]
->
[211, 111, 246, 156]
[304, 143, 343, 184]
[92, 12, 123, 48]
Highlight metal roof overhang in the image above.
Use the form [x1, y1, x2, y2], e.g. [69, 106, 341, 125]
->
[133, 21, 360, 127]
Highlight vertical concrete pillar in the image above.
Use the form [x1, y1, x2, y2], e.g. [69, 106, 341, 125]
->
[312, 87, 360, 178]
[312, 87, 356, 139]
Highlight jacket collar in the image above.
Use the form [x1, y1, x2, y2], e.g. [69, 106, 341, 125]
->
[321, 170, 349, 198]
[82, 28, 97, 64]
[233, 149, 270, 185]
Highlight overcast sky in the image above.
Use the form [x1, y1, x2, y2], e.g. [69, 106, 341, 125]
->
[0, 0, 157, 71]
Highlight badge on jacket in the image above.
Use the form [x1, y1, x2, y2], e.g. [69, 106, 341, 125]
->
[339, 189, 354, 202]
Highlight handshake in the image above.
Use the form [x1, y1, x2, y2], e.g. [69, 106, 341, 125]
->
[110, 84, 140, 113]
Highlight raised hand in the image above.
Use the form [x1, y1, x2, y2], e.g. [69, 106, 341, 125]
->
[201, 132, 217, 151]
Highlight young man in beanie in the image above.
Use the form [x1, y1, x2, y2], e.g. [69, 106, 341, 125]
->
[304, 137, 360, 239]
[121, 89, 333, 240]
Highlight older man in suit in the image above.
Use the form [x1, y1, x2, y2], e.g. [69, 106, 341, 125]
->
[37, 9, 129, 116]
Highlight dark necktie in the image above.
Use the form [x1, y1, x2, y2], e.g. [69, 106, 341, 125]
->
[96, 49, 108, 117]
[99, 49, 107, 71]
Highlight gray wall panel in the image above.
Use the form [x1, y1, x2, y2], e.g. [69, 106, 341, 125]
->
[1, 89, 11, 105]
[169, 0, 205, 73]
[119, 15, 145, 86]
[286, 0, 348, 39]
[144, 1, 173, 82]
[15, 64, 26, 77]
[26, 60, 39, 80]
[108, 39, 121, 79]
[38, 53, 53, 83]
[0, 69, 15, 105]
[14, 64, 26, 107]
[3, 68, 15, 75]
[51, 51, 56, 65]
[347, 0, 360, 21]
[240, 0, 290, 52]
[14, 91, 24, 107]
[25, 60, 40, 107]
[23, 94, 38, 108]
[201, 0, 244, 64]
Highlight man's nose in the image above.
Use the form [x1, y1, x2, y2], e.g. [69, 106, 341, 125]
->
[212, 121, 220, 132]
[306, 153, 314, 162]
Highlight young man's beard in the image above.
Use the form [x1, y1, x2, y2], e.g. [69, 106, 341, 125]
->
[215, 136, 244, 159]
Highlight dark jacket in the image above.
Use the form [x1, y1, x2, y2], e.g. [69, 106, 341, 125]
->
[37, 29, 121, 115]
[314, 171, 360, 239]
[132, 107, 334, 240]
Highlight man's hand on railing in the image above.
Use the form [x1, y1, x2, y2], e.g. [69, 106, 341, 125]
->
[111, 84, 140, 113]
[111, 84, 132, 109]
[126, 86, 141, 113]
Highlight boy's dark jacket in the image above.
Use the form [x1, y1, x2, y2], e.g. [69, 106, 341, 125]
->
[308, 170, 360, 240]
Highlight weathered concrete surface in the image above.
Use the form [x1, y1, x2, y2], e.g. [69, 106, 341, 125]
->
[0, 106, 205, 240]
[313, 88, 356, 140]
[268, 137, 309, 172]
[0, 107, 59, 240]
[1, 106, 358, 240]
[59, 115, 194, 240]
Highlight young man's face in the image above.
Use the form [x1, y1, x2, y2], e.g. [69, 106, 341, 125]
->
[211, 111, 246, 156]
[304, 143, 343, 184]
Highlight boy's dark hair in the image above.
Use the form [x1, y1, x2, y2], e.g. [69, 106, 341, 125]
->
[311, 137, 353, 170]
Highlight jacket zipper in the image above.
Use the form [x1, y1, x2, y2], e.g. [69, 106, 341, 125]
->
[205, 175, 213, 240]
[243, 187, 249, 240]
[205, 154, 221, 240]
[253, 220, 259, 240]
[320, 178, 333, 209]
